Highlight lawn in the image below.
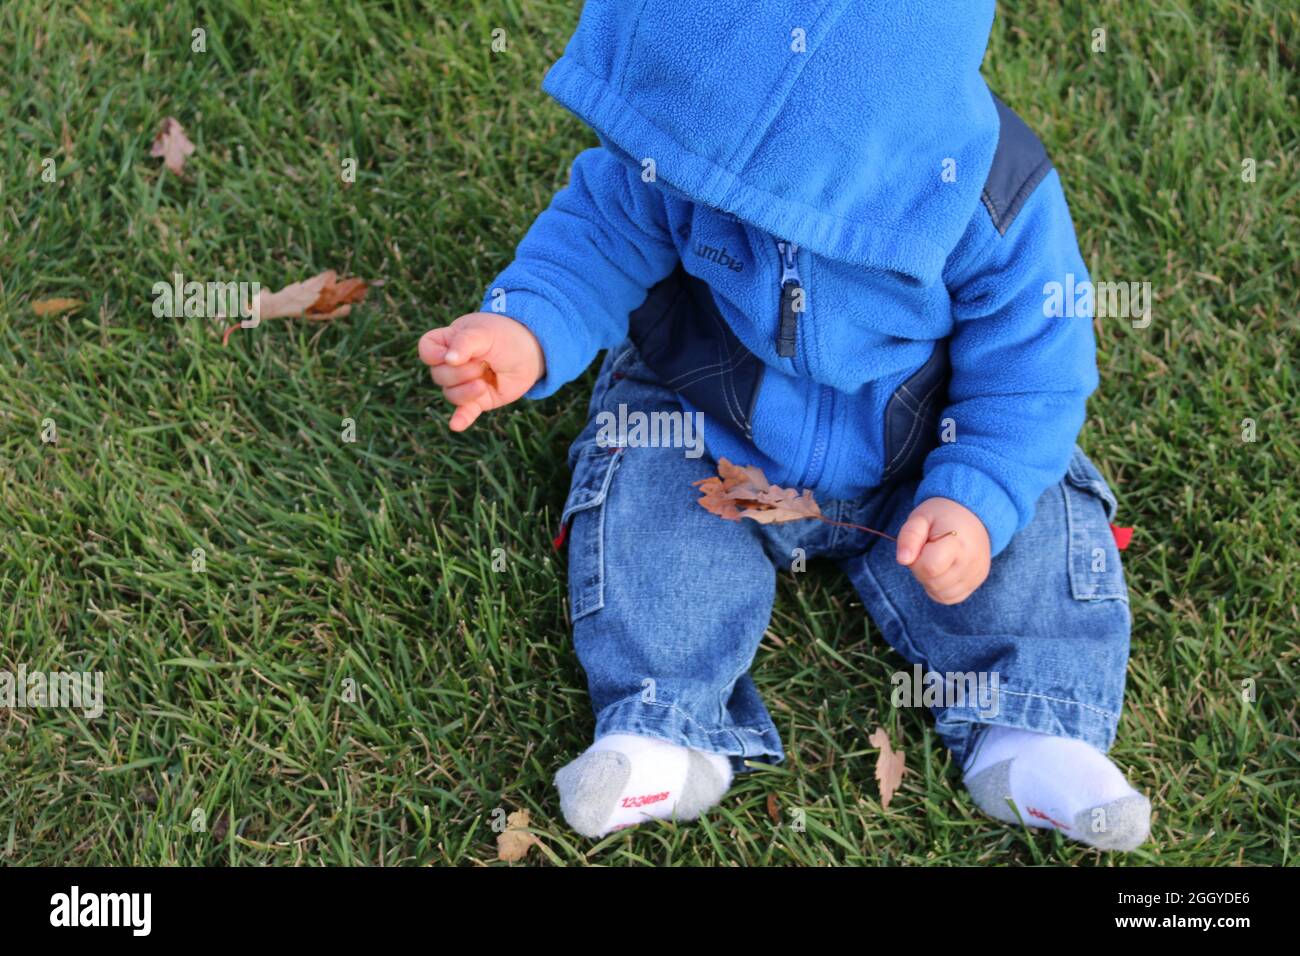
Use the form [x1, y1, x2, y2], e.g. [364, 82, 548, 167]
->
[0, 0, 1296, 865]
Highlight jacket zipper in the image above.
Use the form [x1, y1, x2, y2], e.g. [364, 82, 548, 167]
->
[776, 240, 801, 359]
[775, 238, 832, 489]
[803, 388, 833, 489]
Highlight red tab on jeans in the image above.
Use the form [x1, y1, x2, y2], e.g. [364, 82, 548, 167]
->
[552, 518, 571, 551]
[1109, 523, 1133, 550]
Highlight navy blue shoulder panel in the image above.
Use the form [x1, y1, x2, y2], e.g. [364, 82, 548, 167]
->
[981, 92, 1053, 235]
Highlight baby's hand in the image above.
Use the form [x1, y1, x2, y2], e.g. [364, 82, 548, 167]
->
[895, 497, 991, 605]
[419, 312, 545, 431]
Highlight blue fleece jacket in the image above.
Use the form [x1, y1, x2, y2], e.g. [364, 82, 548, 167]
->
[479, 0, 1099, 557]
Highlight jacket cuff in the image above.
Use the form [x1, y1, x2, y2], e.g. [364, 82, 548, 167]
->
[915, 461, 1022, 558]
[478, 288, 584, 400]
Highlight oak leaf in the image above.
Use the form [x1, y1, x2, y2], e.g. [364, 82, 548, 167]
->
[496, 809, 542, 862]
[222, 270, 369, 345]
[868, 726, 907, 809]
[306, 274, 369, 319]
[692, 457, 822, 525]
[693, 459, 953, 546]
[150, 117, 196, 176]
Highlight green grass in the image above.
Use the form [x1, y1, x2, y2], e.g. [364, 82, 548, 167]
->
[0, 0, 1296, 865]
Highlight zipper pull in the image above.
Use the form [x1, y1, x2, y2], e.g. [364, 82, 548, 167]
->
[777, 241, 801, 358]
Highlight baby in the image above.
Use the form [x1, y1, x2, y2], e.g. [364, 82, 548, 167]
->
[421, 1, 1150, 850]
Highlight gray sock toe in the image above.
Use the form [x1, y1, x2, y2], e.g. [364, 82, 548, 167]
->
[963, 759, 1019, 824]
[1074, 793, 1151, 851]
[554, 751, 631, 838]
[966, 759, 1151, 851]
[674, 750, 731, 820]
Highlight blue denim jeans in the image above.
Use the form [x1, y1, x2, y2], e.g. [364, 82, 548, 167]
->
[558, 339, 1132, 775]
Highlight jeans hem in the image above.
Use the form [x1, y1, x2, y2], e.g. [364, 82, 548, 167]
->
[939, 690, 1122, 774]
[593, 697, 785, 774]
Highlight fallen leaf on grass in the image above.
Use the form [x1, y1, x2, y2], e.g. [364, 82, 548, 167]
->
[150, 117, 196, 176]
[496, 809, 542, 862]
[868, 727, 906, 809]
[306, 275, 369, 319]
[253, 271, 333, 321]
[766, 793, 781, 825]
[222, 270, 369, 345]
[32, 298, 83, 317]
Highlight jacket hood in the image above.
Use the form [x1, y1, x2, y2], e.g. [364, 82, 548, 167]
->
[541, 0, 1000, 285]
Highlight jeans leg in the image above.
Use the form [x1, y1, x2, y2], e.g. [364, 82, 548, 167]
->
[561, 344, 785, 772]
[838, 446, 1133, 771]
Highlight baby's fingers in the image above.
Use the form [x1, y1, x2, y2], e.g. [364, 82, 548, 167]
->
[430, 359, 489, 387]
[913, 537, 959, 581]
[442, 325, 492, 366]
[419, 325, 491, 366]
[895, 513, 933, 566]
[921, 562, 974, 605]
[418, 327, 452, 366]
[449, 399, 485, 432]
[442, 378, 489, 407]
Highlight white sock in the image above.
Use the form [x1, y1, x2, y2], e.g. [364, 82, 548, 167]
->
[963, 725, 1151, 850]
[554, 733, 733, 838]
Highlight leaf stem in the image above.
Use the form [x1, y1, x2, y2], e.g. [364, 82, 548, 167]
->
[815, 516, 957, 544]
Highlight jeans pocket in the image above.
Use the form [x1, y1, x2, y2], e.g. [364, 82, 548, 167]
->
[562, 442, 627, 622]
[1062, 446, 1128, 602]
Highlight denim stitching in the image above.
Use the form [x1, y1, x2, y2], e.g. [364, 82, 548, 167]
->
[894, 383, 922, 415]
[721, 340, 750, 433]
[567, 450, 626, 621]
[707, 301, 747, 430]
[1064, 449, 1119, 521]
[658, 312, 751, 385]
[993, 688, 1121, 721]
[663, 362, 748, 433]
[611, 342, 640, 375]
[665, 357, 740, 388]
[853, 553, 1122, 722]
[884, 377, 943, 475]
[1061, 476, 1128, 603]
[596, 697, 781, 751]
[660, 321, 742, 384]
[668, 362, 741, 391]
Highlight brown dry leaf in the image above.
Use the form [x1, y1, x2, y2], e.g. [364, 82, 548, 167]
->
[32, 298, 83, 317]
[868, 727, 907, 809]
[256, 270, 369, 322]
[693, 457, 822, 525]
[61, 116, 74, 157]
[253, 271, 334, 321]
[224, 271, 370, 345]
[305, 274, 369, 320]
[149, 117, 196, 176]
[496, 809, 542, 862]
[766, 793, 781, 826]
